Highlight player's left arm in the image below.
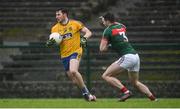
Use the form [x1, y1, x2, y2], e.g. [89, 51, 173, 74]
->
[81, 26, 92, 39]
[100, 37, 108, 52]
[80, 27, 92, 47]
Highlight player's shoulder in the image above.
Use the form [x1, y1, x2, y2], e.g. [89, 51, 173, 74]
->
[103, 26, 111, 36]
[104, 26, 112, 32]
[115, 22, 126, 29]
[51, 22, 59, 29]
[69, 19, 83, 25]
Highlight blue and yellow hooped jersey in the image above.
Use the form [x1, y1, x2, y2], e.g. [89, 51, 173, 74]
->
[51, 19, 84, 58]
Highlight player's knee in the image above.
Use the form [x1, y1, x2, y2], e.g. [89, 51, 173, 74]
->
[69, 69, 78, 75]
[71, 79, 77, 84]
[130, 80, 138, 87]
[102, 73, 108, 80]
[68, 75, 77, 84]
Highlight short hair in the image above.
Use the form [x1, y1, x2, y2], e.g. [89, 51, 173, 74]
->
[56, 8, 69, 17]
[102, 12, 115, 22]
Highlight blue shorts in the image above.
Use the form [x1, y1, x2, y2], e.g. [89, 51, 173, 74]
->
[61, 53, 80, 71]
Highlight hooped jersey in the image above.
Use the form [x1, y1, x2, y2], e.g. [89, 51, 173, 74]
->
[51, 19, 84, 58]
[102, 23, 136, 56]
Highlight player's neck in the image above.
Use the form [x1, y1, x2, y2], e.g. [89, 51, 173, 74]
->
[108, 22, 116, 27]
[61, 18, 69, 25]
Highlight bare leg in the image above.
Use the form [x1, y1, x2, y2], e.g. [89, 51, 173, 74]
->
[102, 62, 132, 101]
[67, 59, 96, 101]
[67, 71, 78, 85]
[128, 71, 156, 101]
[102, 62, 127, 89]
[68, 59, 85, 89]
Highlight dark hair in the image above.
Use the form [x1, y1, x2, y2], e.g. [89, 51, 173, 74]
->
[57, 8, 69, 17]
[103, 12, 115, 22]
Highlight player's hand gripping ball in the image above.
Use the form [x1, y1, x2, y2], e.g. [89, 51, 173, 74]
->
[49, 32, 62, 44]
[46, 32, 62, 47]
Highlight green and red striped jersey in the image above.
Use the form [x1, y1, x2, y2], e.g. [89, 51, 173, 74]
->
[102, 23, 136, 56]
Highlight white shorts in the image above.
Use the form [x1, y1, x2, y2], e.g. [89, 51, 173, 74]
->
[115, 54, 140, 72]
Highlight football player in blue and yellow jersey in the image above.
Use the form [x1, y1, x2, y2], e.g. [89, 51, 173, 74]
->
[47, 8, 96, 101]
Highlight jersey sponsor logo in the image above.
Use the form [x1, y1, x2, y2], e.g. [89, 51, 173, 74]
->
[112, 28, 126, 36]
[62, 33, 73, 39]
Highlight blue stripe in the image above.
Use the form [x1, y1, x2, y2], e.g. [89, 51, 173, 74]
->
[61, 53, 78, 71]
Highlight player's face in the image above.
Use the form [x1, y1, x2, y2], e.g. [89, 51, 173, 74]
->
[56, 11, 66, 23]
[101, 17, 108, 27]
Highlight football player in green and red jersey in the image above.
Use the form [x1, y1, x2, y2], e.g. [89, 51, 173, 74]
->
[99, 12, 157, 102]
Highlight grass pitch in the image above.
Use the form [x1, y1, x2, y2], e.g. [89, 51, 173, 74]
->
[0, 98, 179, 108]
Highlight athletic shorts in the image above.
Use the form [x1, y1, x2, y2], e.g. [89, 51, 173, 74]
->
[115, 54, 140, 72]
[61, 52, 81, 71]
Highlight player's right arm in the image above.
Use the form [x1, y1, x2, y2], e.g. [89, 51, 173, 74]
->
[46, 38, 56, 47]
[100, 28, 110, 52]
[100, 37, 108, 52]
[45, 25, 57, 47]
